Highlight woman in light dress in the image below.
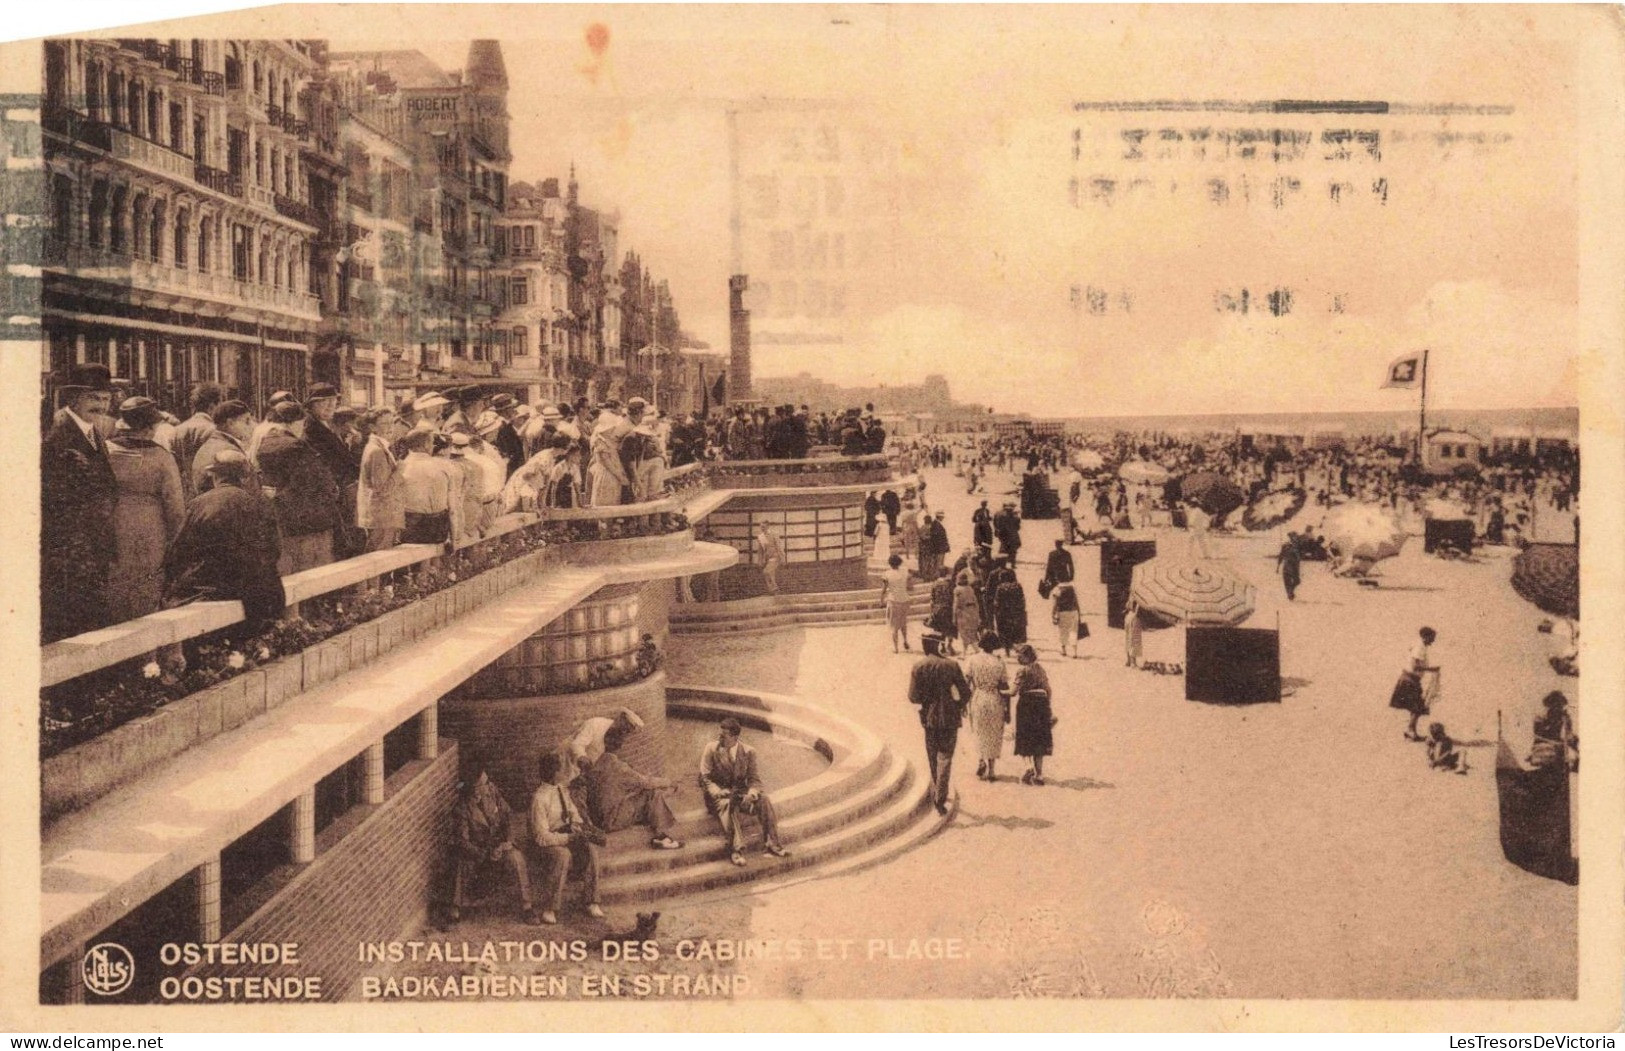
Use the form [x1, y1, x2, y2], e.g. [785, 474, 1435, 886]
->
[964, 630, 1011, 782]
[953, 572, 984, 654]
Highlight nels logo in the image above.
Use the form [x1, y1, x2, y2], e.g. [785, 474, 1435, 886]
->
[81, 942, 135, 997]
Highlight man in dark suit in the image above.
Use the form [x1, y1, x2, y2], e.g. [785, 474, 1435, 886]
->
[162, 451, 285, 627]
[41, 363, 119, 643]
[1044, 538, 1075, 589]
[167, 381, 224, 504]
[699, 717, 791, 866]
[907, 640, 972, 814]
[487, 393, 527, 478]
[301, 384, 360, 557]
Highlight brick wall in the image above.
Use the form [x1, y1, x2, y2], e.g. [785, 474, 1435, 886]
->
[440, 673, 668, 813]
[186, 742, 460, 1002]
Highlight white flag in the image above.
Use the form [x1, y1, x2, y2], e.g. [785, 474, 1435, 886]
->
[1382, 354, 1422, 389]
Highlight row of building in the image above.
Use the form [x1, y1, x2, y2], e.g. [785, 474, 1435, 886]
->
[38, 37, 724, 417]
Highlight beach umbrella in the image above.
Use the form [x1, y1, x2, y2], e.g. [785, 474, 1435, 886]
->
[1175, 472, 1246, 518]
[1510, 543, 1579, 620]
[1072, 449, 1106, 473]
[1322, 503, 1408, 563]
[1130, 557, 1257, 627]
[1119, 460, 1170, 485]
[1241, 487, 1307, 531]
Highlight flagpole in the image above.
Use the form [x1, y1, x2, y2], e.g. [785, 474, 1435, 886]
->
[1417, 348, 1429, 459]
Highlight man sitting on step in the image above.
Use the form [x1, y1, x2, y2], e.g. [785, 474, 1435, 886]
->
[699, 717, 792, 867]
[584, 724, 684, 851]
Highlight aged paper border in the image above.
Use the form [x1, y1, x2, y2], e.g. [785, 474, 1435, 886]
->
[1, 3, 1621, 1033]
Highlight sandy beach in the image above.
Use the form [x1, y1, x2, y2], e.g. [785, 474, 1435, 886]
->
[656, 464, 1579, 999]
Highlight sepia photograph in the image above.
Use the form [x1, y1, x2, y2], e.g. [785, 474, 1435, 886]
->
[1, 2, 1622, 1033]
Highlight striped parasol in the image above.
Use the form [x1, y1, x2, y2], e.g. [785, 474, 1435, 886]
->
[1511, 543, 1579, 620]
[1323, 503, 1408, 564]
[1130, 557, 1257, 627]
[1119, 460, 1171, 485]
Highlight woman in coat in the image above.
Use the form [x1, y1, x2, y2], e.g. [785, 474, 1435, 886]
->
[1011, 644, 1053, 785]
[105, 397, 186, 623]
[357, 408, 407, 551]
[993, 572, 1029, 657]
[965, 631, 1011, 782]
[926, 572, 957, 652]
[953, 572, 984, 654]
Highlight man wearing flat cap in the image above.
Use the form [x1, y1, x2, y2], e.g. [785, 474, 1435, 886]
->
[41, 363, 119, 642]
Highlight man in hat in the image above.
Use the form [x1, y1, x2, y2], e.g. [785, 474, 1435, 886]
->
[786, 404, 812, 459]
[699, 717, 791, 866]
[168, 382, 225, 503]
[994, 501, 1023, 563]
[256, 401, 341, 574]
[303, 383, 362, 556]
[450, 770, 543, 926]
[41, 363, 119, 642]
[486, 392, 527, 477]
[920, 510, 951, 581]
[443, 432, 486, 542]
[162, 449, 285, 628]
[247, 389, 296, 467]
[443, 385, 487, 438]
[399, 424, 461, 544]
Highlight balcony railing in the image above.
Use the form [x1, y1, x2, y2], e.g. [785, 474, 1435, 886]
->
[194, 163, 243, 198]
[42, 106, 113, 152]
[266, 104, 284, 128]
[273, 193, 321, 228]
[108, 125, 192, 182]
[198, 70, 225, 96]
[348, 187, 375, 214]
[117, 39, 174, 65]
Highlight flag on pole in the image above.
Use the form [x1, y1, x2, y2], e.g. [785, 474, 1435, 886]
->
[1382, 353, 1422, 389]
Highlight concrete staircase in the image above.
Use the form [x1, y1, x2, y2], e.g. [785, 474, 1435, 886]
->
[598, 687, 947, 904]
[669, 584, 933, 636]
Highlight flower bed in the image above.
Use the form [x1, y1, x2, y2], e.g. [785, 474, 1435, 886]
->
[39, 510, 690, 760]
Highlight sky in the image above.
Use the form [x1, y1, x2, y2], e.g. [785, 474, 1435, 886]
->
[14, 5, 1597, 416]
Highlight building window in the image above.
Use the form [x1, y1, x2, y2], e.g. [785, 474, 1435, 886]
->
[88, 181, 107, 247]
[232, 223, 251, 281]
[173, 208, 188, 267]
[148, 201, 164, 263]
[508, 276, 527, 306]
[169, 101, 184, 153]
[85, 61, 103, 120]
[127, 80, 143, 135]
[50, 175, 73, 246]
[109, 186, 127, 252]
[197, 217, 210, 272]
[524, 225, 536, 249]
[513, 326, 527, 356]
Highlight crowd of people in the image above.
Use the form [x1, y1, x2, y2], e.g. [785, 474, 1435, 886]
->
[448, 709, 790, 926]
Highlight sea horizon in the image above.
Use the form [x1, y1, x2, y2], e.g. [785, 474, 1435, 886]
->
[1048, 406, 1580, 438]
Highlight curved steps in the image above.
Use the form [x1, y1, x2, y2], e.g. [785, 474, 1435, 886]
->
[670, 584, 933, 636]
[597, 687, 947, 904]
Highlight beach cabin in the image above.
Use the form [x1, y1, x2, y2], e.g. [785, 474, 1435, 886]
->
[1422, 429, 1487, 476]
[1307, 424, 1348, 450]
[1534, 429, 1575, 457]
[1491, 427, 1535, 458]
[1238, 426, 1305, 455]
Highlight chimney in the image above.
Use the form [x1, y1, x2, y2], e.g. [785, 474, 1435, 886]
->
[728, 275, 752, 405]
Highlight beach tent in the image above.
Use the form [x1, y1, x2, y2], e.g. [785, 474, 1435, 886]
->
[1119, 460, 1170, 485]
[1173, 472, 1246, 518]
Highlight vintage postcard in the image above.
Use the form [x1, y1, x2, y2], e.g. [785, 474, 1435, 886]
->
[1, 3, 1622, 1033]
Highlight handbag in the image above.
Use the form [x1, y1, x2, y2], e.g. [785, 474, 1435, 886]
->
[1077, 620, 1091, 640]
[1037, 578, 1054, 600]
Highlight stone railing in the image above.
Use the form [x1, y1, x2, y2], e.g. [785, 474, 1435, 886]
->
[705, 454, 895, 489]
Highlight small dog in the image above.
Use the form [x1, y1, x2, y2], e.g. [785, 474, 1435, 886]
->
[584, 911, 660, 949]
